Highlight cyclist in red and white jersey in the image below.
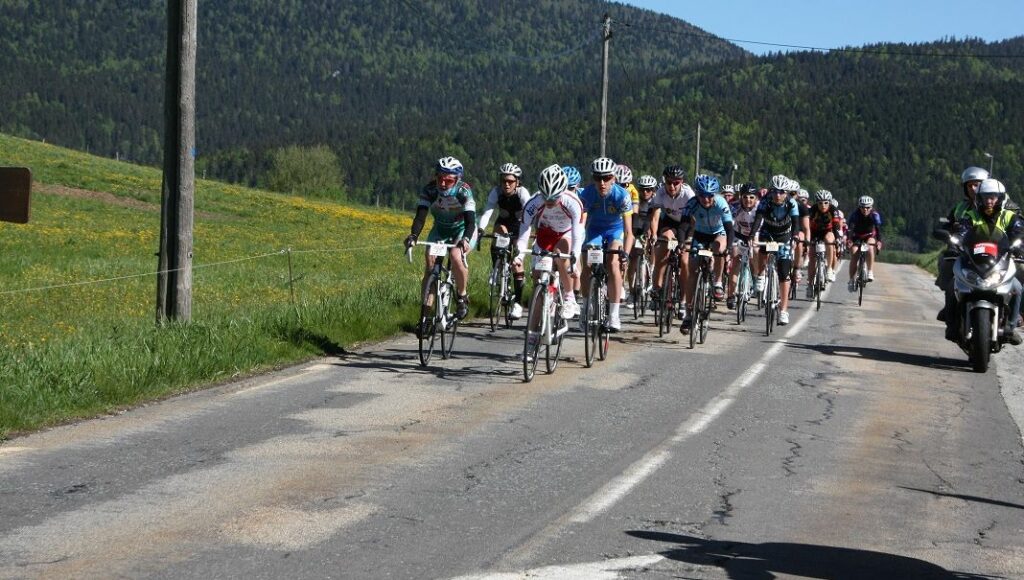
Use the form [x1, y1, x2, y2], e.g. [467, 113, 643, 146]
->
[726, 183, 759, 310]
[517, 165, 585, 320]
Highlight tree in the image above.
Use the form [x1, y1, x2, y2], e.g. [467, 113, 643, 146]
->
[263, 145, 345, 200]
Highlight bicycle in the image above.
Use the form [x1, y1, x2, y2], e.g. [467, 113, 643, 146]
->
[654, 239, 684, 338]
[482, 233, 516, 331]
[523, 249, 574, 382]
[757, 240, 784, 336]
[687, 243, 719, 348]
[407, 241, 463, 366]
[852, 240, 879, 307]
[582, 244, 622, 367]
[733, 240, 754, 325]
[629, 236, 653, 319]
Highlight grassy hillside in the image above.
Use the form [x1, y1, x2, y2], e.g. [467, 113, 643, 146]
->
[0, 134, 478, 438]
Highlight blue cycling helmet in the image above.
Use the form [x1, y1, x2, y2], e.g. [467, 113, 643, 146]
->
[694, 175, 721, 197]
[562, 165, 582, 188]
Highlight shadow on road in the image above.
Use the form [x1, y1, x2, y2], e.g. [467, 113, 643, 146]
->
[626, 530, 999, 580]
[898, 486, 1024, 511]
[333, 348, 519, 381]
[785, 342, 969, 372]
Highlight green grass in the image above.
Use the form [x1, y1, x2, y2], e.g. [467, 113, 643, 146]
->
[0, 134, 490, 438]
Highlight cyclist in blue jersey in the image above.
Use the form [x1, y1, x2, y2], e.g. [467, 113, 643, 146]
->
[404, 156, 477, 321]
[679, 175, 734, 332]
[578, 156, 634, 331]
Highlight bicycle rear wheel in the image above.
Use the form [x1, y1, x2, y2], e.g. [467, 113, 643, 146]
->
[765, 268, 777, 336]
[583, 281, 600, 367]
[660, 269, 676, 337]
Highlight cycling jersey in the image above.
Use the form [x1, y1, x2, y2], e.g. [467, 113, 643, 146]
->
[730, 202, 758, 238]
[808, 206, 842, 239]
[683, 195, 733, 236]
[580, 183, 632, 230]
[478, 185, 532, 232]
[415, 180, 477, 242]
[650, 187, 693, 227]
[518, 194, 585, 257]
[632, 197, 652, 235]
[754, 198, 800, 241]
[848, 209, 883, 241]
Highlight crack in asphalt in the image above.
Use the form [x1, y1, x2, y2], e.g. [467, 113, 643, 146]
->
[805, 389, 838, 427]
[461, 442, 551, 493]
[782, 437, 803, 477]
[892, 427, 912, 453]
[921, 455, 957, 492]
[974, 520, 997, 546]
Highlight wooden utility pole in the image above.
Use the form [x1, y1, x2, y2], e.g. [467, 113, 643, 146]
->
[600, 13, 611, 157]
[694, 122, 702, 177]
[156, 0, 197, 323]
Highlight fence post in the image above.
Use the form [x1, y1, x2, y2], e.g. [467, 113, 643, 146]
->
[286, 248, 295, 305]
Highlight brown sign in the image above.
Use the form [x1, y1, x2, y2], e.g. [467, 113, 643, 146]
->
[0, 167, 31, 224]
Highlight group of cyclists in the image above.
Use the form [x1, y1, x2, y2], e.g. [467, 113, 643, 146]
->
[404, 155, 891, 358]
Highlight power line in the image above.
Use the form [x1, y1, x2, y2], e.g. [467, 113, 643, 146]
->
[613, 17, 1024, 59]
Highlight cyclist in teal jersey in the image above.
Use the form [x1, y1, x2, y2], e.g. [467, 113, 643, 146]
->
[679, 175, 734, 331]
[405, 156, 477, 320]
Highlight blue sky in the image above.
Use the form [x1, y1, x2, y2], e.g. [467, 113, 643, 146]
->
[616, 1, 1024, 55]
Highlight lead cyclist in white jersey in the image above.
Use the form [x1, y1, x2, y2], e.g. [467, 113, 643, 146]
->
[516, 165, 585, 320]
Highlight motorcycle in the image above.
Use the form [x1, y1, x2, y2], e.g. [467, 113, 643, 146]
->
[932, 227, 1023, 373]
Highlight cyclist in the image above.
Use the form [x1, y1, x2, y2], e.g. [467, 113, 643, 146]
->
[404, 156, 477, 322]
[518, 165, 585, 357]
[477, 163, 533, 319]
[832, 198, 847, 271]
[626, 174, 657, 301]
[752, 180, 800, 325]
[726, 182, 759, 310]
[648, 164, 694, 317]
[563, 165, 586, 298]
[936, 166, 988, 322]
[579, 157, 634, 332]
[950, 178, 1024, 344]
[806, 189, 842, 297]
[788, 180, 811, 288]
[846, 195, 883, 291]
[679, 175, 734, 332]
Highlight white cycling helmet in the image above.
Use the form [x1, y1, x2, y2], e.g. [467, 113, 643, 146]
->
[770, 174, 789, 191]
[614, 164, 633, 184]
[788, 179, 801, 193]
[858, 195, 874, 208]
[591, 157, 616, 176]
[637, 174, 658, 189]
[498, 163, 522, 178]
[798, 188, 809, 200]
[814, 189, 833, 203]
[722, 184, 735, 194]
[436, 156, 464, 175]
[538, 164, 569, 201]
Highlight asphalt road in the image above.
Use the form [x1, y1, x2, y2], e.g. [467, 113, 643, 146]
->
[1, 263, 1022, 579]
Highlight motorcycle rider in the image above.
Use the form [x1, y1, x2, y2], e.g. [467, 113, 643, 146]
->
[949, 178, 1024, 345]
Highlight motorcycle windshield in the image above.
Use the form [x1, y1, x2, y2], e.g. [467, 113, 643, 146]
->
[963, 231, 1010, 275]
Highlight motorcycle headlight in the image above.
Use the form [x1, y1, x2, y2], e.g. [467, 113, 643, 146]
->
[964, 267, 1003, 289]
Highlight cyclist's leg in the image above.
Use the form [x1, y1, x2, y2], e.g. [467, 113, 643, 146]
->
[866, 236, 877, 277]
[848, 241, 860, 281]
[778, 244, 793, 314]
[553, 235, 575, 309]
[605, 229, 626, 329]
[711, 234, 727, 289]
[653, 228, 676, 294]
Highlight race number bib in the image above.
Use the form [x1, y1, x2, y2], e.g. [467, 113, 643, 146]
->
[429, 243, 448, 257]
[587, 248, 604, 265]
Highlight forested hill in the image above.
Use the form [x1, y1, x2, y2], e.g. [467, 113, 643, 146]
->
[0, 0, 742, 163]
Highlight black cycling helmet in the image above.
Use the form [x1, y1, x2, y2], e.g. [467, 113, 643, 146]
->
[662, 165, 686, 180]
[740, 182, 759, 196]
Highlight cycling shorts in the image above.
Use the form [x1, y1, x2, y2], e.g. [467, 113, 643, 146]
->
[585, 223, 624, 247]
[427, 223, 465, 244]
[657, 218, 683, 238]
[691, 231, 723, 250]
[536, 227, 571, 252]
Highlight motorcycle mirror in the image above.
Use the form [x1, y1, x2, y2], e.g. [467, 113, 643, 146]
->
[932, 228, 951, 242]
[938, 217, 949, 224]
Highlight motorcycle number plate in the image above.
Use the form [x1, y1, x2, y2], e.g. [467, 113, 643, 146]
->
[533, 256, 553, 273]
[698, 249, 714, 258]
[816, 242, 826, 253]
[429, 243, 448, 257]
[765, 242, 780, 253]
[667, 239, 679, 251]
[494, 235, 510, 249]
[587, 249, 604, 265]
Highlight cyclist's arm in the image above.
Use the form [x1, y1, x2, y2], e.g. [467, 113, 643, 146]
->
[570, 201, 585, 260]
[724, 221, 735, 250]
[410, 205, 430, 238]
[477, 188, 499, 233]
[647, 207, 661, 239]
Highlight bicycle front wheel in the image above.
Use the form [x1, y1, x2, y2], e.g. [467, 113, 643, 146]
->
[545, 291, 564, 374]
[488, 262, 502, 332]
[699, 274, 711, 345]
[660, 269, 676, 337]
[418, 274, 439, 366]
[765, 268, 777, 336]
[439, 282, 457, 359]
[690, 270, 704, 349]
[583, 281, 600, 367]
[597, 285, 609, 361]
[523, 286, 544, 382]
[858, 256, 867, 307]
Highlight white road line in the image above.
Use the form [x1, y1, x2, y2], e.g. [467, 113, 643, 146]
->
[451, 554, 667, 580]
[569, 283, 831, 524]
